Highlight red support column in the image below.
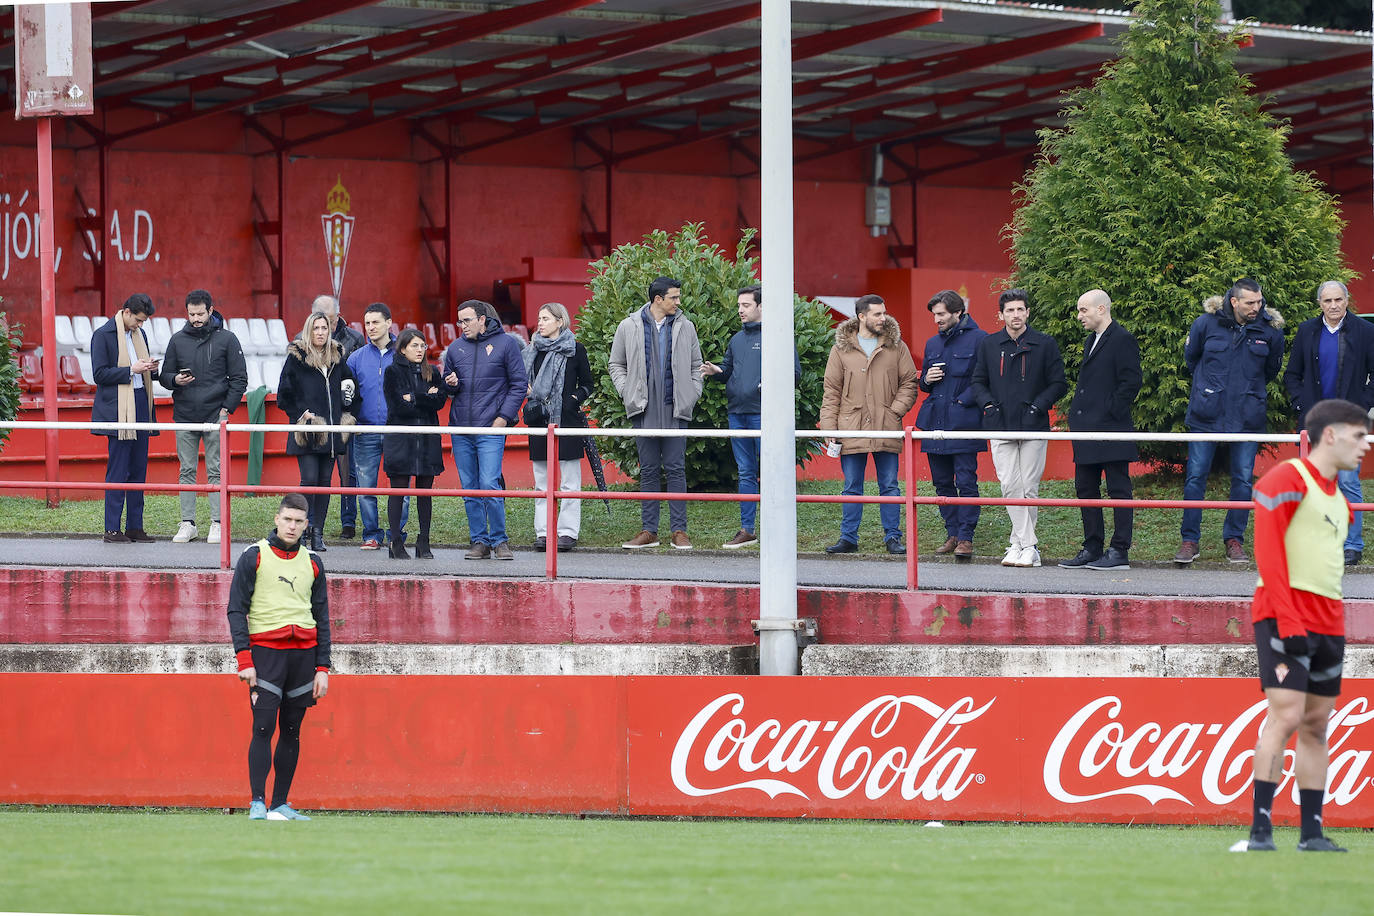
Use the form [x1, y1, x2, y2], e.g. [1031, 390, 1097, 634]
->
[219, 418, 232, 570]
[36, 117, 59, 507]
[904, 426, 917, 590]
[545, 423, 558, 580]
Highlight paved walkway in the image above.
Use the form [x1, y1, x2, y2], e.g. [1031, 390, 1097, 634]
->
[10, 534, 1374, 599]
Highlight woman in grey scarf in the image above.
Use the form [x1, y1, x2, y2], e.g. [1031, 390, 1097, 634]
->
[521, 303, 593, 551]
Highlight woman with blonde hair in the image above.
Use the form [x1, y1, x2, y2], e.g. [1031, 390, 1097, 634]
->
[277, 310, 358, 552]
[521, 302, 592, 551]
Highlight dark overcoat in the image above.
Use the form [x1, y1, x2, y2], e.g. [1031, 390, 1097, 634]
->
[1068, 320, 1143, 465]
[382, 359, 448, 477]
[276, 341, 358, 456]
[1283, 314, 1374, 430]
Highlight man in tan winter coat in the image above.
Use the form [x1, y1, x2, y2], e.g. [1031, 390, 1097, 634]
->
[819, 294, 920, 554]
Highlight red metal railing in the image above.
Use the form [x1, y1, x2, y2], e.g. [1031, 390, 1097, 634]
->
[0, 418, 1344, 591]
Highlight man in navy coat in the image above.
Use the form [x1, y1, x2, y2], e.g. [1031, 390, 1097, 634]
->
[1283, 280, 1374, 565]
[91, 294, 160, 543]
[915, 289, 986, 560]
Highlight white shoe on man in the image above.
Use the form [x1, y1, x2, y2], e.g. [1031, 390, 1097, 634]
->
[1001, 545, 1020, 567]
[207, 522, 221, 544]
[173, 521, 198, 543]
[1018, 546, 1042, 568]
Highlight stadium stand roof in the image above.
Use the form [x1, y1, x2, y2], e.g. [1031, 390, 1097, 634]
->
[0, 0, 1367, 168]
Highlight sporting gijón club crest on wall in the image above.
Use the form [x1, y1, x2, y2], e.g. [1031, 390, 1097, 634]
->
[321, 175, 354, 303]
[626, 678, 1374, 825]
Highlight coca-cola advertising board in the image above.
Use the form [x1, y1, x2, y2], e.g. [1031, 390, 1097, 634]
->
[627, 677, 1374, 826]
[5, 674, 1374, 825]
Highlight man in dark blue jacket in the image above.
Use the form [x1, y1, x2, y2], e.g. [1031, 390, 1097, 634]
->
[1283, 280, 1373, 565]
[702, 284, 801, 549]
[1176, 278, 1285, 565]
[346, 302, 406, 550]
[91, 294, 160, 543]
[915, 289, 986, 561]
[442, 299, 528, 560]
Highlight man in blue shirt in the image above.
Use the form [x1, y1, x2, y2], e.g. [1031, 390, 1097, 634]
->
[346, 303, 407, 550]
[702, 284, 801, 548]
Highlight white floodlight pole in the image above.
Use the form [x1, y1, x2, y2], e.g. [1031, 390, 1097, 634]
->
[758, 0, 799, 676]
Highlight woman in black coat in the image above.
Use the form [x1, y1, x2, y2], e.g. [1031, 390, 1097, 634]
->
[276, 310, 358, 551]
[383, 329, 448, 559]
[521, 302, 593, 552]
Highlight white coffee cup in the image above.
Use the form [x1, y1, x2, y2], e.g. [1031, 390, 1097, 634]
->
[826, 441, 842, 458]
[340, 378, 356, 406]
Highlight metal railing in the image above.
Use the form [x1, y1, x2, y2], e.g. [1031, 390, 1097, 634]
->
[0, 418, 1337, 590]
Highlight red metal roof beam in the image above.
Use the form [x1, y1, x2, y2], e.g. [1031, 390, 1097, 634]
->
[1247, 52, 1369, 94]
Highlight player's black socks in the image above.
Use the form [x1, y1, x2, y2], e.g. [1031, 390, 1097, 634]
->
[1299, 788, 1325, 840]
[1251, 779, 1277, 838]
[249, 703, 278, 800]
[270, 705, 307, 809]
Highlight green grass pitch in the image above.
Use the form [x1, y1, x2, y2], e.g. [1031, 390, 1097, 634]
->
[2, 809, 1372, 914]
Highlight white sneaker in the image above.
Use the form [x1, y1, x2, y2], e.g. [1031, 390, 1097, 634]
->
[1001, 546, 1020, 567]
[1019, 546, 1042, 568]
[207, 522, 221, 544]
[173, 521, 198, 543]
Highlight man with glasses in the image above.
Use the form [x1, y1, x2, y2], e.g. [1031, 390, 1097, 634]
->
[442, 299, 527, 560]
[1175, 278, 1285, 565]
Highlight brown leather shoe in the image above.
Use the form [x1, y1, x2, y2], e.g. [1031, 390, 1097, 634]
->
[125, 528, 155, 543]
[722, 530, 758, 549]
[492, 541, 514, 560]
[465, 542, 491, 560]
[671, 530, 692, 550]
[103, 530, 130, 543]
[1225, 538, 1248, 564]
[622, 530, 660, 549]
[953, 540, 974, 560]
[935, 536, 959, 555]
[1173, 540, 1199, 564]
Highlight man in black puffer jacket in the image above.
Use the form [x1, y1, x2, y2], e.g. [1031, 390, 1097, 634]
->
[159, 289, 248, 545]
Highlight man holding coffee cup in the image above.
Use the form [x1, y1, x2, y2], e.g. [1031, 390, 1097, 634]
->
[916, 290, 987, 561]
[819, 294, 920, 555]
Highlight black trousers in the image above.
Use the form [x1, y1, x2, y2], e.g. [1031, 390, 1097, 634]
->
[1075, 460, 1133, 554]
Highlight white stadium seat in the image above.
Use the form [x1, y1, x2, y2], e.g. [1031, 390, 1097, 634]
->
[262, 356, 285, 394]
[55, 315, 77, 355]
[76, 351, 94, 385]
[267, 318, 289, 351]
[248, 317, 272, 355]
[170, 317, 186, 335]
[246, 359, 264, 391]
[72, 315, 93, 351]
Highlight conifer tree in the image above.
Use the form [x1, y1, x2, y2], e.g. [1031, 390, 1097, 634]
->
[1008, 0, 1348, 459]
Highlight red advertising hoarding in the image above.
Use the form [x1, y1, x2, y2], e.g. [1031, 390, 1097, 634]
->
[4, 674, 1374, 826]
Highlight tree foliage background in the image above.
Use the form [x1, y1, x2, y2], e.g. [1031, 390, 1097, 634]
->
[0, 306, 19, 454]
[1227, 0, 1365, 30]
[577, 224, 833, 490]
[1007, 0, 1348, 462]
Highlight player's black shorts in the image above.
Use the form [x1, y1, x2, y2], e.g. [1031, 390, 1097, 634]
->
[248, 645, 319, 710]
[1254, 618, 1344, 697]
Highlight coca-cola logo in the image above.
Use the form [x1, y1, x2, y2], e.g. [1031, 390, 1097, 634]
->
[670, 693, 994, 802]
[1043, 695, 1374, 807]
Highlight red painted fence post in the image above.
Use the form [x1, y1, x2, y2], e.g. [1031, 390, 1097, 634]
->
[904, 426, 917, 591]
[219, 417, 231, 570]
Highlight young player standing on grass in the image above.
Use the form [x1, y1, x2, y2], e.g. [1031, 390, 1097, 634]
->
[227, 493, 331, 821]
[1234, 398, 1370, 853]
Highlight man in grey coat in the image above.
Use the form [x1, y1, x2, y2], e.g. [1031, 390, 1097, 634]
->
[609, 275, 704, 549]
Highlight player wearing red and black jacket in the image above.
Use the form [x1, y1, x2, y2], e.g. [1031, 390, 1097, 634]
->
[1235, 398, 1370, 854]
[226, 493, 331, 821]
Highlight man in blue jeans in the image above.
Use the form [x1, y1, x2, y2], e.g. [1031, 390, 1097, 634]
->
[819, 294, 920, 555]
[442, 299, 527, 560]
[702, 284, 801, 548]
[346, 302, 407, 550]
[1176, 279, 1285, 565]
[1283, 280, 1374, 566]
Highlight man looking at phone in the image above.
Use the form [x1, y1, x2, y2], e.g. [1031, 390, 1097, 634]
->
[915, 290, 987, 561]
[160, 289, 248, 544]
